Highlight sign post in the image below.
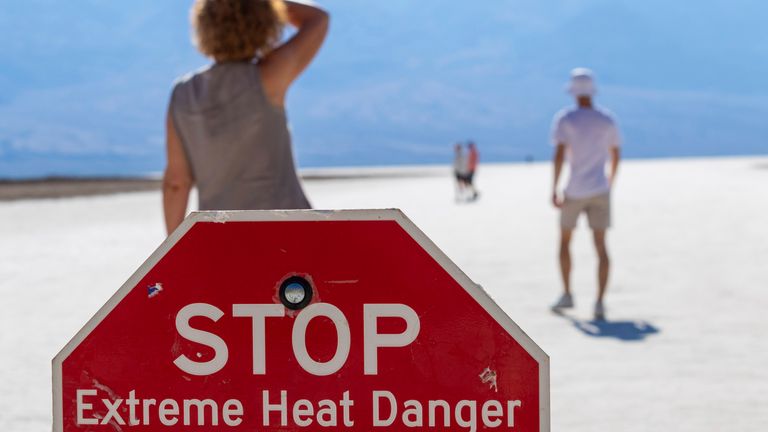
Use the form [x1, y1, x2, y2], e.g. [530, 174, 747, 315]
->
[54, 209, 549, 431]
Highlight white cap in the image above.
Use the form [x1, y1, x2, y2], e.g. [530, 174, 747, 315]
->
[566, 67, 596, 97]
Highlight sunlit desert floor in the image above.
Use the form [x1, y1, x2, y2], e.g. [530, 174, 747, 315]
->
[1, 156, 767, 431]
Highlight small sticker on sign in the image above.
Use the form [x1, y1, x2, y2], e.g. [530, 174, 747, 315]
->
[147, 283, 163, 298]
[479, 367, 498, 392]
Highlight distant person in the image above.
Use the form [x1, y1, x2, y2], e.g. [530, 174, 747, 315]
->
[162, 0, 329, 234]
[550, 68, 621, 320]
[466, 141, 480, 200]
[453, 143, 468, 201]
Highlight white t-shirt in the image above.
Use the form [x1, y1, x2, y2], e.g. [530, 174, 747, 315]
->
[453, 152, 468, 175]
[551, 106, 621, 199]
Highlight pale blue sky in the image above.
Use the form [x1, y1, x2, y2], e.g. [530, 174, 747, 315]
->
[0, 0, 766, 177]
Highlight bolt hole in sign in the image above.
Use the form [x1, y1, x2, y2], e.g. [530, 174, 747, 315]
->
[53, 209, 550, 431]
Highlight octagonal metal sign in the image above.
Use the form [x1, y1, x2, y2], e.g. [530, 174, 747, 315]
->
[53, 209, 549, 431]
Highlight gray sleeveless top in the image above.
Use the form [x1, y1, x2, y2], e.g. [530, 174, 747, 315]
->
[169, 62, 311, 210]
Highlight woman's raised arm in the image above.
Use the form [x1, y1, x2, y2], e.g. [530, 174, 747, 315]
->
[259, 1, 329, 106]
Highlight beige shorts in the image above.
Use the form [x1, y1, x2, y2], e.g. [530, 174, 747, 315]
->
[561, 192, 611, 230]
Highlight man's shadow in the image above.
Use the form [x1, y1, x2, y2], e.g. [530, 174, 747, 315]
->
[553, 311, 660, 341]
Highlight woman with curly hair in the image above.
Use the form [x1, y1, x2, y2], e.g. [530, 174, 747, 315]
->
[163, 0, 329, 234]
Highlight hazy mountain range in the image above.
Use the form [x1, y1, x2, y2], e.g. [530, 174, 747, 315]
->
[1, 0, 767, 178]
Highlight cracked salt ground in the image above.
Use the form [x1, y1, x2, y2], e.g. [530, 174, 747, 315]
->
[1, 158, 767, 431]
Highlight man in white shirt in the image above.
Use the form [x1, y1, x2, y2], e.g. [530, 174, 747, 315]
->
[550, 68, 621, 320]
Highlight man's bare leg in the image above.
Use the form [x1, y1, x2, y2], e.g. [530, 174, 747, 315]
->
[455, 179, 465, 201]
[559, 228, 573, 295]
[593, 229, 610, 303]
[551, 228, 575, 310]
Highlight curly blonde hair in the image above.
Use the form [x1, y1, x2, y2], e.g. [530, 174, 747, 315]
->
[191, 0, 287, 62]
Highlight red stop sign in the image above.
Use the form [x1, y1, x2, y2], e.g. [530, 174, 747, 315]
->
[54, 210, 549, 431]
